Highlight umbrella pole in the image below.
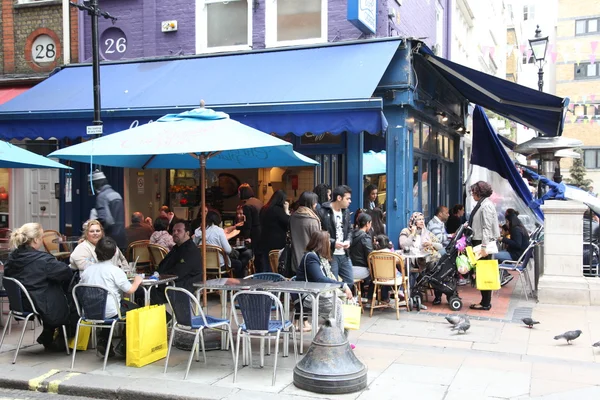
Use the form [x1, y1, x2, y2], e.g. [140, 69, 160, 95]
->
[200, 154, 208, 309]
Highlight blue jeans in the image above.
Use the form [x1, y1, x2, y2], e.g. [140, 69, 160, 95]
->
[330, 254, 354, 286]
[493, 251, 513, 264]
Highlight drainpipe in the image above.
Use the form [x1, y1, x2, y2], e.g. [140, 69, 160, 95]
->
[62, 0, 70, 64]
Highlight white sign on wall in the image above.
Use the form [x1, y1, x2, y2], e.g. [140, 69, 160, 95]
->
[347, 0, 377, 35]
[137, 177, 145, 194]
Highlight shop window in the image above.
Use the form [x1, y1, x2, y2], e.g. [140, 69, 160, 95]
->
[413, 122, 421, 149]
[421, 124, 431, 151]
[265, 0, 327, 48]
[196, 0, 252, 53]
[522, 53, 535, 64]
[575, 63, 600, 80]
[576, 18, 599, 36]
[584, 149, 600, 169]
[448, 138, 455, 161]
[421, 161, 429, 219]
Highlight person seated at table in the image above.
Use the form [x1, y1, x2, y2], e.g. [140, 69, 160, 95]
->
[149, 216, 175, 251]
[371, 234, 404, 303]
[349, 213, 373, 294]
[151, 220, 202, 305]
[80, 237, 142, 357]
[4, 223, 78, 351]
[367, 207, 386, 236]
[193, 211, 244, 278]
[70, 220, 128, 271]
[495, 213, 530, 286]
[427, 206, 451, 255]
[399, 212, 442, 263]
[125, 211, 153, 246]
[296, 230, 353, 334]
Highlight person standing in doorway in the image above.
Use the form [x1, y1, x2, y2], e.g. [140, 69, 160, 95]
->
[92, 170, 126, 252]
[318, 185, 354, 286]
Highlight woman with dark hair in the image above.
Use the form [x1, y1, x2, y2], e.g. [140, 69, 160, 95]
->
[258, 190, 290, 272]
[446, 204, 465, 234]
[313, 184, 331, 211]
[350, 212, 373, 281]
[363, 184, 379, 210]
[495, 213, 530, 285]
[237, 183, 264, 271]
[368, 207, 386, 236]
[297, 230, 353, 333]
[150, 216, 175, 250]
[194, 211, 244, 278]
[469, 181, 500, 311]
[290, 191, 321, 271]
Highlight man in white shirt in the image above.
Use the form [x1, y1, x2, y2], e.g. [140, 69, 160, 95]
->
[81, 237, 142, 357]
[427, 206, 451, 250]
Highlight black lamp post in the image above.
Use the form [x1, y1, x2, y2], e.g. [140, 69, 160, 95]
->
[70, 1, 117, 133]
[528, 25, 549, 92]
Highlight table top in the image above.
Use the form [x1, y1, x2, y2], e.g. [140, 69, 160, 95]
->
[129, 274, 178, 286]
[193, 278, 267, 291]
[395, 250, 429, 259]
[259, 280, 341, 294]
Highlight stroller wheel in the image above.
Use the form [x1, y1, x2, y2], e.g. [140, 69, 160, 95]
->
[449, 296, 462, 311]
[415, 296, 422, 312]
[408, 297, 413, 311]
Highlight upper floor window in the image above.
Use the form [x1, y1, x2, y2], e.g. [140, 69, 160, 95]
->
[265, 0, 327, 48]
[196, 0, 252, 53]
[523, 5, 535, 21]
[576, 18, 599, 36]
[584, 148, 600, 170]
[575, 63, 600, 79]
[522, 53, 535, 64]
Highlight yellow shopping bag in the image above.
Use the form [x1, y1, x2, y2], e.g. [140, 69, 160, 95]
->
[126, 305, 168, 368]
[475, 259, 501, 291]
[68, 322, 92, 351]
[465, 246, 480, 266]
[342, 303, 362, 330]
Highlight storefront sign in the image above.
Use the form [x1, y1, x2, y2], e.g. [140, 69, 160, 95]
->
[137, 177, 144, 194]
[347, 0, 377, 34]
[300, 132, 342, 146]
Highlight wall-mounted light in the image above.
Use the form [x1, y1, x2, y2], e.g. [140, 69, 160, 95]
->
[437, 112, 448, 122]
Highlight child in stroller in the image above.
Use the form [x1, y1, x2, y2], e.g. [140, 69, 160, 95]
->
[410, 224, 470, 311]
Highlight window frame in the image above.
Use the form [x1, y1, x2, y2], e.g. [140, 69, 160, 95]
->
[574, 62, 600, 80]
[523, 5, 535, 21]
[584, 148, 600, 170]
[195, 0, 253, 54]
[265, 0, 328, 48]
[575, 17, 600, 36]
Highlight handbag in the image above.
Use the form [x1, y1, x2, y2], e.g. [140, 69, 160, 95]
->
[485, 241, 499, 254]
[342, 301, 361, 330]
[126, 305, 168, 368]
[278, 244, 294, 278]
[475, 259, 501, 291]
[455, 254, 471, 275]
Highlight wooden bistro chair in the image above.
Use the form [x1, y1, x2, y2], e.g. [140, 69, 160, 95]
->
[126, 240, 152, 273]
[148, 243, 169, 269]
[42, 230, 71, 261]
[367, 251, 410, 320]
[268, 250, 280, 274]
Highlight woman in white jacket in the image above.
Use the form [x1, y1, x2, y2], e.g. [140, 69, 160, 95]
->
[70, 220, 128, 271]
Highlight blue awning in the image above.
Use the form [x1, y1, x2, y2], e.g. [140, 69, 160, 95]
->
[419, 49, 568, 137]
[0, 39, 402, 140]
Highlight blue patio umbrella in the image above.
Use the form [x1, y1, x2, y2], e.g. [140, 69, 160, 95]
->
[50, 107, 317, 303]
[0, 141, 71, 169]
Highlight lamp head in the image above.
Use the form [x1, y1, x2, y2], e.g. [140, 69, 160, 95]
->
[529, 25, 549, 62]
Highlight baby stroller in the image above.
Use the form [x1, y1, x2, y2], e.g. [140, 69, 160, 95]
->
[409, 224, 470, 311]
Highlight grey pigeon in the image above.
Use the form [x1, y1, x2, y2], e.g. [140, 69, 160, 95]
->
[521, 317, 540, 328]
[593, 341, 600, 347]
[451, 320, 471, 334]
[445, 316, 462, 326]
[554, 330, 582, 344]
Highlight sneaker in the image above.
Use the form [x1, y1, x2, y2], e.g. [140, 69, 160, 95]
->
[501, 273, 514, 286]
[419, 304, 428, 310]
[432, 298, 442, 306]
[96, 342, 115, 358]
[457, 278, 468, 286]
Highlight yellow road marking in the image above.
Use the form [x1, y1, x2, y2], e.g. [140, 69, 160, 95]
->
[48, 372, 81, 394]
[27, 369, 60, 391]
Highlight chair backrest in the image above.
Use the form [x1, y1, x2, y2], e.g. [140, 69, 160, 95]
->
[148, 243, 168, 267]
[368, 251, 404, 282]
[515, 239, 538, 270]
[231, 291, 284, 332]
[2, 276, 37, 316]
[268, 250, 280, 273]
[202, 244, 230, 278]
[42, 230, 64, 254]
[245, 272, 286, 282]
[165, 286, 205, 328]
[127, 240, 151, 266]
[72, 283, 121, 321]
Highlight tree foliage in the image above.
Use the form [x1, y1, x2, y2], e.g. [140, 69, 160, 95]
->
[566, 149, 593, 191]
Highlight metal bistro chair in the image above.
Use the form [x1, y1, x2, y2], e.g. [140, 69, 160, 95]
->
[0, 277, 70, 364]
[148, 243, 169, 268]
[127, 240, 152, 273]
[583, 242, 600, 277]
[164, 286, 235, 380]
[368, 251, 410, 320]
[71, 283, 125, 371]
[231, 291, 297, 386]
[498, 240, 538, 301]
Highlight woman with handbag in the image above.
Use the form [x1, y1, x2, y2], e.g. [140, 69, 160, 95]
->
[469, 181, 500, 311]
[296, 230, 353, 333]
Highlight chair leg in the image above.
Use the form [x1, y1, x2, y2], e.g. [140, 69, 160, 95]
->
[71, 323, 82, 369]
[403, 278, 410, 312]
[518, 271, 529, 301]
[13, 315, 33, 364]
[103, 322, 117, 371]
[0, 312, 12, 350]
[234, 330, 242, 383]
[394, 285, 400, 320]
[62, 325, 70, 356]
[163, 326, 176, 374]
[291, 326, 298, 361]
[272, 331, 281, 386]
[370, 284, 377, 317]
[260, 337, 265, 368]
[199, 329, 206, 363]
[184, 332, 200, 380]
[227, 324, 235, 363]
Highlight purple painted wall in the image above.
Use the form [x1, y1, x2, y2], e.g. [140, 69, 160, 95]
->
[81, 0, 447, 60]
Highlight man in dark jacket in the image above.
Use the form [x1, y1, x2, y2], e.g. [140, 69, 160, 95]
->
[156, 220, 203, 295]
[125, 211, 153, 246]
[92, 170, 126, 252]
[318, 185, 354, 285]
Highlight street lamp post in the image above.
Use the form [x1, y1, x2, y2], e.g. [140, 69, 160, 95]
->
[529, 25, 549, 92]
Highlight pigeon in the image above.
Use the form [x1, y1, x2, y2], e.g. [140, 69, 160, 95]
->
[521, 317, 540, 328]
[445, 316, 462, 326]
[451, 320, 471, 334]
[593, 341, 600, 347]
[553, 330, 582, 344]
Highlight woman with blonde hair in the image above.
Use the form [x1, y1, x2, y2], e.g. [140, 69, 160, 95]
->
[4, 223, 76, 351]
[70, 220, 128, 271]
